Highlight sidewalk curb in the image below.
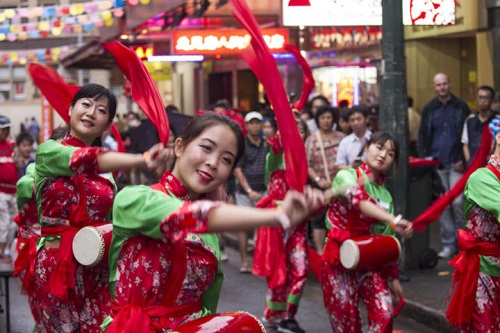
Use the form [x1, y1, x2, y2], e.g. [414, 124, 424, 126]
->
[401, 299, 458, 333]
[220, 233, 458, 333]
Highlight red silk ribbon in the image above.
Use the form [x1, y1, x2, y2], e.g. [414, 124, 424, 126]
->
[321, 227, 351, 266]
[27, 63, 125, 152]
[229, 0, 307, 192]
[284, 45, 315, 111]
[102, 41, 170, 146]
[13, 236, 37, 294]
[446, 229, 500, 326]
[413, 124, 492, 232]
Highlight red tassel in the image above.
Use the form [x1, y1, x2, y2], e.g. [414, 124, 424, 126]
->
[229, 0, 307, 192]
[102, 41, 170, 146]
[285, 45, 315, 112]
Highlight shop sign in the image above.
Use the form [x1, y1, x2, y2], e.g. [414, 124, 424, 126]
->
[283, 0, 456, 26]
[310, 27, 382, 49]
[172, 28, 289, 55]
[40, 95, 53, 143]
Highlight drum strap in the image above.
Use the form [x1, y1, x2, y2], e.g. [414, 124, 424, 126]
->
[41, 175, 108, 300]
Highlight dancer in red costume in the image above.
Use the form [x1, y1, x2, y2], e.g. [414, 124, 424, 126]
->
[446, 129, 500, 332]
[32, 84, 166, 332]
[103, 113, 324, 333]
[253, 119, 310, 333]
[13, 127, 68, 332]
[321, 132, 413, 333]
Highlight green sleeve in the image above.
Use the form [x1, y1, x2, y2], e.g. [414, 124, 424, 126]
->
[16, 163, 35, 207]
[112, 185, 184, 239]
[35, 140, 79, 178]
[200, 233, 224, 314]
[264, 150, 284, 186]
[331, 169, 357, 194]
[464, 168, 500, 221]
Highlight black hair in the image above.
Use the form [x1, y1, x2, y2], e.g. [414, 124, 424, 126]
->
[338, 99, 349, 108]
[407, 96, 414, 107]
[314, 105, 337, 127]
[172, 112, 245, 170]
[347, 105, 368, 120]
[71, 83, 117, 123]
[311, 95, 330, 107]
[366, 131, 400, 170]
[478, 86, 495, 99]
[49, 125, 70, 141]
[16, 132, 34, 146]
[264, 117, 278, 132]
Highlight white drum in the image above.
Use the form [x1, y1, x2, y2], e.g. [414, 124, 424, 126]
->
[72, 224, 113, 267]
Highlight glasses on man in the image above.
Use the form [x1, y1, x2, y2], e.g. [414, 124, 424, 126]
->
[477, 95, 492, 101]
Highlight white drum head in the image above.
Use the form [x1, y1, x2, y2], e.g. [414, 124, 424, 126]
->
[339, 239, 360, 269]
[72, 226, 104, 266]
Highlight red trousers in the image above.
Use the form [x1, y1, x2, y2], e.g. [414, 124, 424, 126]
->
[263, 226, 308, 323]
[32, 247, 111, 333]
[321, 264, 393, 333]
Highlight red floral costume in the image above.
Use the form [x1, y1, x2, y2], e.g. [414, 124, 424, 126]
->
[446, 155, 500, 332]
[321, 163, 399, 333]
[252, 134, 308, 324]
[33, 134, 114, 333]
[13, 163, 41, 330]
[103, 171, 225, 332]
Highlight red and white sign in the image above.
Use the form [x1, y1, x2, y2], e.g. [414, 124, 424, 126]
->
[282, 0, 455, 26]
[172, 28, 289, 55]
[403, 0, 456, 25]
[40, 95, 53, 143]
[283, 0, 382, 26]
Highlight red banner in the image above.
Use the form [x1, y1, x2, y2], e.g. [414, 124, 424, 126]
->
[40, 95, 53, 143]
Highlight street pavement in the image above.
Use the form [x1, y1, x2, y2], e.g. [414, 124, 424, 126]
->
[1, 221, 453, 332]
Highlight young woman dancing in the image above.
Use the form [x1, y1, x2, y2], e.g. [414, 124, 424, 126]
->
[103, 113, 324, 332]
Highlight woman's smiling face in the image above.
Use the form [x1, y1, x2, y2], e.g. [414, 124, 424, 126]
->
[172, 124, 238, 200]
[69, 96, 111, 146]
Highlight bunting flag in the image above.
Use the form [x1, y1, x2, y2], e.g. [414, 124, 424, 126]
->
[102, 41, 170, 146]
[285, 45, 315, 111]
[28, 63, 125, 152]
[412, 124, 492, 232]
[229, 0, 307, 192]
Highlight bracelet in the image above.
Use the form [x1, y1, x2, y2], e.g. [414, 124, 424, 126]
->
[275, 206, 291, 230]
[314, 176, 321, 182]
[390, 214, 403, 230]
[143, 151, 154, 171]
[246, 188, 253, 194]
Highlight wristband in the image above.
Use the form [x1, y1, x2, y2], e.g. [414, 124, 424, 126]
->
[314, 176, 321, 182]
[275, 206, 291, 230]
[390, 214, 403, 230]
[246, 188, 253, 194]
[143, 151, 154, 171]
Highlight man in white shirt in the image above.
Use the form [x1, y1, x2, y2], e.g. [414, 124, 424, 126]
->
[336, 106, 372, 170]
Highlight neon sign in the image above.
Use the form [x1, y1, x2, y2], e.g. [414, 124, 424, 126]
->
[172, 28, 289, 55]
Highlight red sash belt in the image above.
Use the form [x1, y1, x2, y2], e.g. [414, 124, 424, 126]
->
[41, 202, 108, 300]
[446, 229, 500, 326]
[252, 196, 288, 288]
[322, 228, 352, 266]
[107, 299, 202, 333]
[13, 236, 38, 294]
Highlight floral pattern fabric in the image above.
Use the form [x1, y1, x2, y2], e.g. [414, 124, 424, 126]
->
[305, 131, 345, 181]
[321, 164, 398, 332]
[33, 134, 114, 332]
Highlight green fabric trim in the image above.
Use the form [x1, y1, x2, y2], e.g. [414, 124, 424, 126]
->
[266, 299, 287, 311]
[480, 256, 500, 277]
[464, 168, 500, 221]
[287, 293, 301, 305]
[327, 168, 394, 231]
[16, 163, 35, 206]
[109, 186, 184, 289]
[200, 233, 224, 314]
[265, 149, 284, 187]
